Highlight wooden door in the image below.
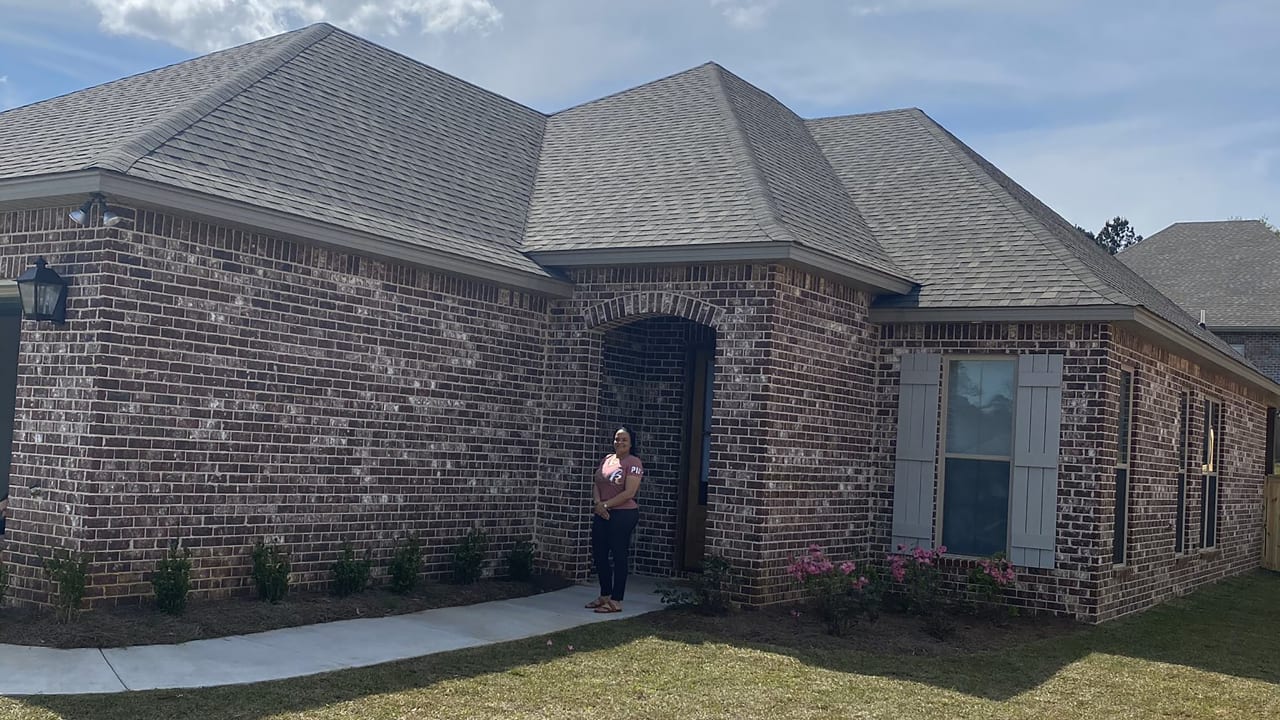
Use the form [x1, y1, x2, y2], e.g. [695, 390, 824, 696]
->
[681, 345, 714, 570]
[1264, 476, 1280, 571]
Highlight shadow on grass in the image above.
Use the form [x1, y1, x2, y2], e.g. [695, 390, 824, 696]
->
[20, 571, 1280, 719]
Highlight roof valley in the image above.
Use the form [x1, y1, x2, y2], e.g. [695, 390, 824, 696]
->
[89, 24, 335, 175]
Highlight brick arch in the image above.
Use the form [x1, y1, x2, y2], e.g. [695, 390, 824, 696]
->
[584, 292, 725, 331]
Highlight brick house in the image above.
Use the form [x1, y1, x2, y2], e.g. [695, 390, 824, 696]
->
[1, 24, 1277, 622]
[1120, 220, 1280, 386]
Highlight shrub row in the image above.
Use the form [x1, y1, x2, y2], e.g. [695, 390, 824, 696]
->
[26, 530, 537, 620]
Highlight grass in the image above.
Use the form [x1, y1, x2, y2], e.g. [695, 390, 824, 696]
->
[6, 571, 1280, 719]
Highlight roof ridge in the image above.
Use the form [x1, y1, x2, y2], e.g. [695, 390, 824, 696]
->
[807, 107, 922, 123]
[907, 109, 1129, 306]
[705, 63, 793, 245]
[551, 62, 720, 117]
[90, 23, 336, 174]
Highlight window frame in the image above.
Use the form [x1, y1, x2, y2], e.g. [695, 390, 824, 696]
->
[1113, 368, 1136, 566]
[1175, 391, 1191, 554]
[1200, 397, 1223, 549]
[936, 354, 1018, 557]
[1266, 407, 1278, 477]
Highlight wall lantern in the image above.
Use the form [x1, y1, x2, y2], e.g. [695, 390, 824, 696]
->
[15, 257, 69, 324]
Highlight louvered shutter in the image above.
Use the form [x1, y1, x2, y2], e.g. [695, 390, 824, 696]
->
[892, 354, 941, 550]
[1010, 354, 1064, 569]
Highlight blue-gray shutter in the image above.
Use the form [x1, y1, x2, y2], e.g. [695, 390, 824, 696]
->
[1010, 354, 1064, 569]
[892, 353, 941, 550]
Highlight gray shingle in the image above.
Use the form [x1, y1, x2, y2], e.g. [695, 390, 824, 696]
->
[524, 63, 908, 282]
[1119, 221, 1280, 328]
[808, 109, 1244, 358]
[0, 24, 552, 278]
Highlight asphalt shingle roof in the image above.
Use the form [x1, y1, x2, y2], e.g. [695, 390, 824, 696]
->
[0, 23, 1263, 371]
[1119, 221, 1280, 328]
[808, 109, 1242, 357]
[0, 24, 551, 278]
[524, 64, 906, 280]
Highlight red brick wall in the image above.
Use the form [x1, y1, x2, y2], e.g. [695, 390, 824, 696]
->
[1101, 328, 1269, 620]
[1216, 331, 1280, 385]
[748, 267, 878, 603]
[4, 203, 550, 605]
[0, 206, 122, 605]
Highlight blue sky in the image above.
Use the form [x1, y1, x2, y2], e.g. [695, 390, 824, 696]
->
[2, 0, 1277, 237]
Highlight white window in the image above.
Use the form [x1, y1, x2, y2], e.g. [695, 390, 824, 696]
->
[940, 358, 1015, 557]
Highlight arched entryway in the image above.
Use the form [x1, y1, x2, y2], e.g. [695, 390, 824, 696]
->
[596, 315, 716, 573]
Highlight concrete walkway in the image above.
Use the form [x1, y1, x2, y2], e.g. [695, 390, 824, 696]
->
[0, 577, 665, 696]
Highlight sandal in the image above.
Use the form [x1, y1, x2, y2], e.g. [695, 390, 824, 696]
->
[593, 601, 622, 614]
[584, 597, 609, 609]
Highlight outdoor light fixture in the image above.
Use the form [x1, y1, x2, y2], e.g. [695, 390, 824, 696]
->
[15, 257, 69, 324]
[67, 193, 123, 227]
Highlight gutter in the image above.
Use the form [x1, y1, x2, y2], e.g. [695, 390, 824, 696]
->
[1, 171, 576, 298]
[869, 304, 1280, 403]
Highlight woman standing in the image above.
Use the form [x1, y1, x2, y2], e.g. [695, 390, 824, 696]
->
[585, 426, 643, 613]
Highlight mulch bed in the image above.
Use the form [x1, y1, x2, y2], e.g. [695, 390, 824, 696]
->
[646, 601, 1085, 657]
[0, 573, 572, 649]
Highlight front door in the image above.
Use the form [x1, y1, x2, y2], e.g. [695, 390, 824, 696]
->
[681, 343, 714, 570]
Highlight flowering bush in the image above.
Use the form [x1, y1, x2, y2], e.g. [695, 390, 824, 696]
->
[967, 553, 1017, 621]
[787, 544, 878, 635]
[888, 544, 947, 616]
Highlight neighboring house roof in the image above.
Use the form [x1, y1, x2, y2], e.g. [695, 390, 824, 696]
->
[1119, 220, 1280, 329]
[0, 23, 1261, 377]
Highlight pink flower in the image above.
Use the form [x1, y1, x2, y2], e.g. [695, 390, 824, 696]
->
[937, 546, 948, 555]
[546, 640, 553, 646]
[839, 561, 855, 575]
[567, 645, 575, 652]
[891, 565, 905, 583]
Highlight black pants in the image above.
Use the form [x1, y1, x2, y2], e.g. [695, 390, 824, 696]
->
[592, 509, 639, 601]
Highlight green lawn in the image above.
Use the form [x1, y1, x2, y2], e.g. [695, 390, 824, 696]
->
[9, 571, 1280, 720]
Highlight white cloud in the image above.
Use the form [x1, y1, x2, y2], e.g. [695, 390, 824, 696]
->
[0, 76, 14, 111]
[85, 0, 501, 52]
[710, 0, 777, 30]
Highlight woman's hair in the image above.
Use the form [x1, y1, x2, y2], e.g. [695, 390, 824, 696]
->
[614, 425, 639, 457]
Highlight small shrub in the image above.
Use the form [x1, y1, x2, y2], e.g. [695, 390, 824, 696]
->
[330, 543, 371, 597]
[43, 549, 89, 623]
[152, 542, 192, 615]
[507, 539, 535, 582]
[388, 535, 423, 594]
[251, 540, 290, 604]
[889, 544, 947, 616]
[968, 553, 1017, 622]
[656, 555, 735, 615]
[452, 528, 489, 584]
[787, 545, 879, 635]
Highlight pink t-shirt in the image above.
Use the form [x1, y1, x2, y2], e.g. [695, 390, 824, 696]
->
[597, 454, 643, 510]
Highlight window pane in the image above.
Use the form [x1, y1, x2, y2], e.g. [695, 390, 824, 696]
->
[942, 458, 1009, 556]
[946, 360, 1015, 456]
[1117, 371, 1132, 466]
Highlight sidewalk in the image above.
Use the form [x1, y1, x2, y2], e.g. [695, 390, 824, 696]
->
[0, 577, 665, 696]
